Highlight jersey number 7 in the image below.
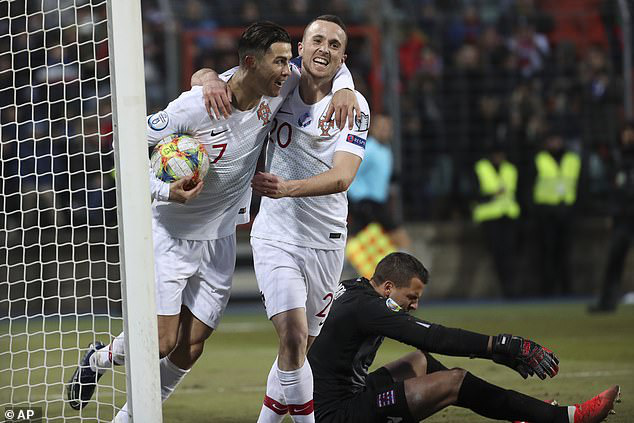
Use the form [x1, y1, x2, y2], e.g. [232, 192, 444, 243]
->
[210, 143, 227, 164]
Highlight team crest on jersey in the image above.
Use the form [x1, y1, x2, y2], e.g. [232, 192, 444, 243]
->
[148, 111, 169, 131]
[298, 112, 312, 128]
[257, 101, 272, 125]
[385, 298, 402, 312]
[355, 111, 370, 132]
[318, 115, 335, 136]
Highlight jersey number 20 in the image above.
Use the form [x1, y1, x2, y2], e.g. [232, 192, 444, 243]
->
[269, 118, 292, 148]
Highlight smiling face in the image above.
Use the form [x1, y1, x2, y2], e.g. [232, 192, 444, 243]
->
[298, 19, 347, 81]
[251, 41, 292, 97]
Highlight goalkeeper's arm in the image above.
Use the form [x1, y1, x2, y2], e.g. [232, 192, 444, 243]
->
[375, 311, 559, 380]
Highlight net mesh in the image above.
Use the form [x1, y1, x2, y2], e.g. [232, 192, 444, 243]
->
[1, 0, 126, 420]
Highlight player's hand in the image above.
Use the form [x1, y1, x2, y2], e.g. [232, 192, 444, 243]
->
[251, 172, 288, 198]
[492, 334, 559, 380]
[327, 88, 360, 130]
[200, 72, 232, 120]
[169, 176, 204, 204]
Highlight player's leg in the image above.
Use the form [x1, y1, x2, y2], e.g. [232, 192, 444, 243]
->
[112, 234, 214, 421]
[400, 359, 612, 423]
[67, 229, 193, 410]
[382, 350, 431, 381]
[252, 238, 315, 423]
[168, 306, 214, 368]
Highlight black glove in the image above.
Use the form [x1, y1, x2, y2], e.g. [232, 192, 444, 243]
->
[492, 334, 559, 380]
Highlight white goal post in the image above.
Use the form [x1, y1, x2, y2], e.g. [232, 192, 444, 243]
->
[0, 0, 161, 421]
[107, 0, 162, 421]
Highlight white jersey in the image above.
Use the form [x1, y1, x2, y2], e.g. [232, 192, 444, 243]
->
[147, 84, 292, 240]
[146, 64, 354, 241]
[251, 87, 370, 249]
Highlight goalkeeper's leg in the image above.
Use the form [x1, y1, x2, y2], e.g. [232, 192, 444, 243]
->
[384, 351, 573, 422]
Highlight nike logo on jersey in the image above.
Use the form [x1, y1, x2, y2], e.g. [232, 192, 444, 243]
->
[278, 109, 292, 115]
[416, 321, 431, 328]
[210, 129, 228, 137]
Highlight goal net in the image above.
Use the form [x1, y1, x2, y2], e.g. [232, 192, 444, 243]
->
[0, 1, 160, 421]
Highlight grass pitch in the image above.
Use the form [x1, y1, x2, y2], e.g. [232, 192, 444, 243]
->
[2, 301, 633, 422]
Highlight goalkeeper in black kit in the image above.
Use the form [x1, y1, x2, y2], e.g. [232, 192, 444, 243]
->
[308, 253, 620, 423]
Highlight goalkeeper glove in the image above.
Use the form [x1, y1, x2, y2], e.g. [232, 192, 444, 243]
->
[491, 334, 559, 380]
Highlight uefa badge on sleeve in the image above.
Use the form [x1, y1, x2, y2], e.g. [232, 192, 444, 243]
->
[148, 111, 169, 131]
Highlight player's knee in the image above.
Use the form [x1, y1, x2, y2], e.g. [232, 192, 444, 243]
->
[279, 330, 308, 356]
[158, 336, 177, 358]
[409, 351, 428, 376]
[448, 368, 468, 395]
[188, 342, 205, 363]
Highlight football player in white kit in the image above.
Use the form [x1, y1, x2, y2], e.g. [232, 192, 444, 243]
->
[248, 16, 371, 423]
[66, 21, 359, 420]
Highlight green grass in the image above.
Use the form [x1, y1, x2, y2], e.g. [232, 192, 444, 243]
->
[2, 302, 633, 422]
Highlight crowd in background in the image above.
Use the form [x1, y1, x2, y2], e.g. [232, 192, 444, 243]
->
[1, 0, 116, 235]
[137, 0, 629, 222]
[1, 0, 632, 304]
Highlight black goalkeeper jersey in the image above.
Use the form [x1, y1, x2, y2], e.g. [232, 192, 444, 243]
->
[308, 277, 490, 411]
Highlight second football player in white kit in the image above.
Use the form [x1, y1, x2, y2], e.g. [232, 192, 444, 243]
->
[249, 15, 371, 423]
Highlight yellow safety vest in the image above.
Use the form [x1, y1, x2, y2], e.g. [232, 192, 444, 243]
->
[473, 159, 520, 222]
[533, 151, 581, 206]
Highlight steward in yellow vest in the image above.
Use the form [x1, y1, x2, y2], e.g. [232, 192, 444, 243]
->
[533, 151, 581, 206]
[532, 132, 581, 296]
[471, 150, 520, 298]
[473, 158, 520, 222]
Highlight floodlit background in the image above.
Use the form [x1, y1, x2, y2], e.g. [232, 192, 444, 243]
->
[1, 0, 634, 421]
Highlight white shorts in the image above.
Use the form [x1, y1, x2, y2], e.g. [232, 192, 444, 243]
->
[251, 237, 344, 337]
[153, 229, 236, 329]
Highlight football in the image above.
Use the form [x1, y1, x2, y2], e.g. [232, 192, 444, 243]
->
[150, 134, 210, 184]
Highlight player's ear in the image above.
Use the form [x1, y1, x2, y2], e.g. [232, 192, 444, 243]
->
[244, 55, 256, 69]
[383, 280, 393, 296]
[298, 41, 304, 56]
[340, 53, 347, 64]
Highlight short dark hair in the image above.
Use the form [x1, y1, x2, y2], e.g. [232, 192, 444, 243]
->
[238, 21, 291, 65]
[304, 14, 348, 45]
[372, 253, 429, 288]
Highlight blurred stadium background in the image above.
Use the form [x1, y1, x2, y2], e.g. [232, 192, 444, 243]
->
[137, 0, 634, 301]
[2, 0, 634, 421]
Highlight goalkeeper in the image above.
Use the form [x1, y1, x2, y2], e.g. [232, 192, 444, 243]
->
[308, 252, 620, 423]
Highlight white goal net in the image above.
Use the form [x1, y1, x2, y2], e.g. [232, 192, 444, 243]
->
[0, 1, 159, 421]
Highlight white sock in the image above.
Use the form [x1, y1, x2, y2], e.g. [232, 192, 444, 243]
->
[159, 356, 189, 401]
[91, 332, 126, 373]
[257, 357, 288, 423]
[113, 402, 129, 423]
[111, 358, 188, 423]
[277, 359, 314, 423]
